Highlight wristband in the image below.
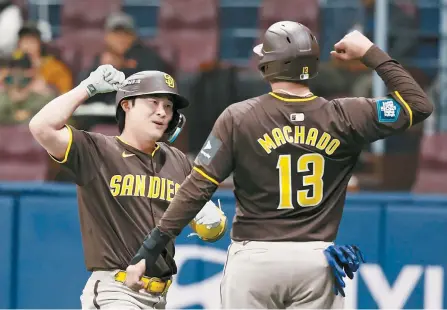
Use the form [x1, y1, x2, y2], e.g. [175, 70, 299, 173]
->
[130, 227, 172, 275]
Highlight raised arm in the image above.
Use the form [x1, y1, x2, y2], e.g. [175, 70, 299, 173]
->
[29, 65, 125, 160]
[331, 31, 433, 144]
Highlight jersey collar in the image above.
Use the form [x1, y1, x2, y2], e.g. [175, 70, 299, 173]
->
[269, 92, 318, 102]
[115, 136, 160, 157]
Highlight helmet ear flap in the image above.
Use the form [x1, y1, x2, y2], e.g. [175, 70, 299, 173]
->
[165, 111, 186, 143]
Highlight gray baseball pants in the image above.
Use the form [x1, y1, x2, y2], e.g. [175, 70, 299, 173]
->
[220, 240, 344, 309]
[80, 270, 167, 309]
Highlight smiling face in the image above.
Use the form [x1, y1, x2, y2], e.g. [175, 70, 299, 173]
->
[121, 94, 174, 142]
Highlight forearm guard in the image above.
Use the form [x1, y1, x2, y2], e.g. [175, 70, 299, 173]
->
[130, 227, 172, 275]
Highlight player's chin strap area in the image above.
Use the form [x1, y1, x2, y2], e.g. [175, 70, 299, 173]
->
[130, 227, 172, 274]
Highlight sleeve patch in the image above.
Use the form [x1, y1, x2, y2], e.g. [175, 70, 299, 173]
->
[376, 98, 401, 123]
[195, 134, 222, 165]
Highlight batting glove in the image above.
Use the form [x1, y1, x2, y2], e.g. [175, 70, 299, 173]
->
[80, 64, 126, 97]
[324, 244, 365, 297]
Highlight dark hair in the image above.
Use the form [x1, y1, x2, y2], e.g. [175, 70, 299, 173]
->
[18, 22, 42, 40]
[117, 98, 135, 133]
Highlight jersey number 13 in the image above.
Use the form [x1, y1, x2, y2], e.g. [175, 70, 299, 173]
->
[276, 154, 325, 209]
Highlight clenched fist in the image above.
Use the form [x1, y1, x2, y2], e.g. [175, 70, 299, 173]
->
[124, 259, 146, 292]
[330, 30, 374, 61]
[80, 64, 126, 97]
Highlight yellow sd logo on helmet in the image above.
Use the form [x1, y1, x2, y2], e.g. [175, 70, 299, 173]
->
[164, 74, 175, 88]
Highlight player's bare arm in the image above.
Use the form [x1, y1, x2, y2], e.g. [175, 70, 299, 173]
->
[29, 65, 125, 160]
[28, 85, 88, 160]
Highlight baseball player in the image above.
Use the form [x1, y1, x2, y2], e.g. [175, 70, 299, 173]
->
[124, 22, 433, 308]
[29, 65, 227, 309]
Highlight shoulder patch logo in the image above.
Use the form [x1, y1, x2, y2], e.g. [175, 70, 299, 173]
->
[195, 134, 222, 166]
[376, 98, 401, 123]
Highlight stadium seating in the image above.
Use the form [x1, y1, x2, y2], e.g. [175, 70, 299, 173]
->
[3, 0, 443, 190]
[413, 133, 447, 193]
[0, 125, 48, 181]
[61, 0, 121, 34]
[247, 0, 320, 68]
[12, 0, 28, 19]
[157, 0, 219, 72]
[50, 29, 105, 77]
[122, 1, 159, 37]
[142, 38, 176, 74]
[258, 0, 319, 35]
[158, 0, 217, 29]
[218, 0, 259, 65]
[23, 0, 440, 74]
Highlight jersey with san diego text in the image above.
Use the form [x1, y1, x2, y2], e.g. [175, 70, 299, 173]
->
[51, 125, 191, 277]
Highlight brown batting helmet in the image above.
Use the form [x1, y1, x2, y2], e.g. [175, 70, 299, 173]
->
[253, 21, 320, 82]
[115, 71, 189, 143]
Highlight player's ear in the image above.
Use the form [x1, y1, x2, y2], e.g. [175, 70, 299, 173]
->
[121, 99, 132, 112]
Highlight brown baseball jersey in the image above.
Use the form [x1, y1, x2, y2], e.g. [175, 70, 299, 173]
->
[158, 45, 433, 242]
[50, 127, 192, 278]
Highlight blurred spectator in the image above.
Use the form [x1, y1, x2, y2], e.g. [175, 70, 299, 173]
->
[100, 48, 126, 71]
[0, 52, 55, 125]
[0, 57, 8, 88]
[186, 64, 241, 154]
[16, 21, 73, 94]
[103, 12, 172, 76]
[75, 47, 124, 107]
[77, 12, 173, 107]
[0, 0, 23, 58]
